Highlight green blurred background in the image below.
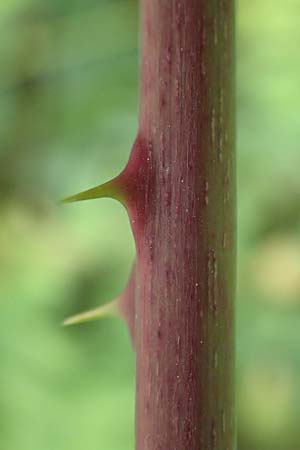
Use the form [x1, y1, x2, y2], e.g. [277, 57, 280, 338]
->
[1, 0, 299, 449]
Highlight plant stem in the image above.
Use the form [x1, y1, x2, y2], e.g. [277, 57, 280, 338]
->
[62, 1, 236, 448]
[129, 1, 236, 449]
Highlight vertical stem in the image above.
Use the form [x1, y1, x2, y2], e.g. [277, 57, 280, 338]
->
[132, 1, 235, 449]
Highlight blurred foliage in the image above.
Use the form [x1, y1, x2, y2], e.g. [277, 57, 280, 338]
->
[0, 0, 299, 449]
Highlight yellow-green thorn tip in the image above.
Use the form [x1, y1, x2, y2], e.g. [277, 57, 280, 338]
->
[60, 179, 125, 205]
[62, 299, 119, 326]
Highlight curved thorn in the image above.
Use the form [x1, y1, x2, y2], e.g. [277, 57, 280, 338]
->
[60, 179, 125, 205]
[62, 299, 119, 326]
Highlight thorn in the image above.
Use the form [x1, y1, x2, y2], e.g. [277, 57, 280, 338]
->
[63, 299, 119, 326]
[118, 262, 137, 345]
[60, 178, 125, 205]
